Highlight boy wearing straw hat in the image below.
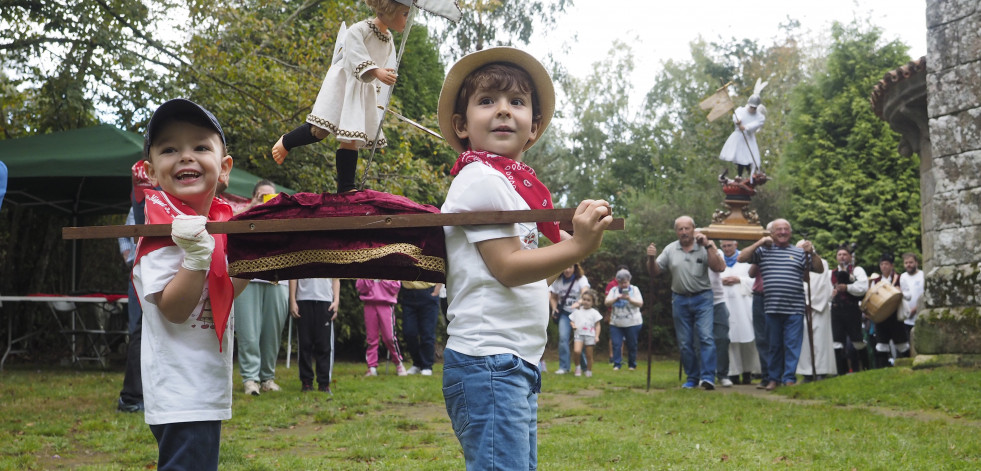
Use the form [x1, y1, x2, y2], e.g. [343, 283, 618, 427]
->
[437, 47, 612, 469]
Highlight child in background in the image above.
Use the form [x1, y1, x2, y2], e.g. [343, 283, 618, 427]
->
[271, 0, 411, 193]
[355, 278, 406, 376]
[289, 278, 341, 394]
[134, 98, 250, 469]
[437, 47, 612, 469]
[569, 290, 603, 377]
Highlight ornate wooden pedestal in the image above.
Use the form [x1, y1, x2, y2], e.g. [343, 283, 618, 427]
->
[697, 177, 769, 241]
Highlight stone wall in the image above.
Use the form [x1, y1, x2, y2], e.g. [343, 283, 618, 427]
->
[917, 0, 981, 356]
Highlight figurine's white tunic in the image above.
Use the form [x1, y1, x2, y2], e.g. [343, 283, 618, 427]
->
[307, 20, 395, 149]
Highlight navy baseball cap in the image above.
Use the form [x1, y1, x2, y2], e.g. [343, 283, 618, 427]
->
[143, 98, 226, 159]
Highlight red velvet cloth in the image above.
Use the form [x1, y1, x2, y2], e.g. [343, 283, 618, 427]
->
[227, 190, 446, 283]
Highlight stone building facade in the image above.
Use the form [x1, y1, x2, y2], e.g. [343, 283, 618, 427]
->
[872, 0, 980, 360]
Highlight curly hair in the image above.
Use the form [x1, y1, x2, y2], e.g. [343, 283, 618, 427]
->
[364, 0, 408, 18]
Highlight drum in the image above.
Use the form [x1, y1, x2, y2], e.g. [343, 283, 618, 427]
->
[862, 280, 902, 323]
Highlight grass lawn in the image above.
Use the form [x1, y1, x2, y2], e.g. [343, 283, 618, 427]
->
[1, 358, 979, 470]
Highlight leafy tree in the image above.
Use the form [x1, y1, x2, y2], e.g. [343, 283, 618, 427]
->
[784, 21, 919, 268]
[0, 0, 182, 131]
[432, 0, 573, 58]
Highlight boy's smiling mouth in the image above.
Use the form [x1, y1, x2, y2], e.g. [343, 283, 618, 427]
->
[492, 125, 514, 133]
[175, 169, 202, 181]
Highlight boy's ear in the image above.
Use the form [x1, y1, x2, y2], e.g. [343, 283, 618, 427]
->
[451, 113, 469, 140]
[218, 154, 233, 188]
[142, 159, 159, 187]
[525, 119, 542, 148]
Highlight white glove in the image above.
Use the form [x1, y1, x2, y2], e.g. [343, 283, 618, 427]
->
[171, 215, 215, 271]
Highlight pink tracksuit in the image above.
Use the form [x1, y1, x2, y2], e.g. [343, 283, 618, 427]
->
[356, 279, 403, 367]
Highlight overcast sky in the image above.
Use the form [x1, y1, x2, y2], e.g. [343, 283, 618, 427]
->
[521, 0, 927, 116]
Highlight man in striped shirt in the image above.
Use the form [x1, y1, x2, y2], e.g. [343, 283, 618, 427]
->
[737, 219, 823, 391]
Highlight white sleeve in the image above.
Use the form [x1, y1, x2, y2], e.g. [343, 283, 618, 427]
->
[848, 267, 869, 297]
[136, 246, 184, 305]
[443, 168, 522, 244]
[343, 23, 379, 83]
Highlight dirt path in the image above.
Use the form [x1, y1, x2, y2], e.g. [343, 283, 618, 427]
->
[714, 382, 981, 426]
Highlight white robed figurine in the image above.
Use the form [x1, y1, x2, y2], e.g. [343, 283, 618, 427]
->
[797, 256, 838, 378]
[719, 78, 767, 178]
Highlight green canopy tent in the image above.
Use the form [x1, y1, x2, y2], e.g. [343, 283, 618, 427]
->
[0, 124, 292, 215]
[0, 124, 293, 290]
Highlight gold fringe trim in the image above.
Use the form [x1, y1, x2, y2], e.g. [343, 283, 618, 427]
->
[228, 243, 445, 277]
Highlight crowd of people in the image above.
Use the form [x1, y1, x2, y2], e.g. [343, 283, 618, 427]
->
[637, 216, 927, 392]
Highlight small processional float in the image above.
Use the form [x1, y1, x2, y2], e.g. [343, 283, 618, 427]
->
[696, 79, 771, 241]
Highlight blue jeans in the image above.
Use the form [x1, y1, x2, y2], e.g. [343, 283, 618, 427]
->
[753, 292, 769, 381]
[766, 313, 804, 384]
[399, 288, 439, 370]
[442, 349, 541, 470]
[149, 421, 221, 471]
[556, 310, 586, 371]
[609, 324, 642, 368]
[672, 291, 716, 383]
[713, 302, 730, 380]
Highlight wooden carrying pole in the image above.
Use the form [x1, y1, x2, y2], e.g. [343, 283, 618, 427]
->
[63, 209, 625, 240]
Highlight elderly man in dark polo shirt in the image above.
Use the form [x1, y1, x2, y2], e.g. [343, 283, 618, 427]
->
[738, 218, 823, 391]
[646, 216, 725, 390]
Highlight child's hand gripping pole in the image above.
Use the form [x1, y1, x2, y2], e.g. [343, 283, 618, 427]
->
[171, 215, 215, 271]
[570, 200, 613, 253]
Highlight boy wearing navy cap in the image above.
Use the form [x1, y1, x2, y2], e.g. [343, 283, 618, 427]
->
[136, 98, 250, 470]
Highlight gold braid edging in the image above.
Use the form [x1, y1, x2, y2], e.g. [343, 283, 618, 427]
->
[354, 60, 376, 78]
[305, 114, 388, 148]
[366, 20, 391, 42]
[228, 243, 445, 276]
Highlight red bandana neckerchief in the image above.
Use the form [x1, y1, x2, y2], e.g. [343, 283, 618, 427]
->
[450, 149, 561, 244]
[134, 189, 234, 351]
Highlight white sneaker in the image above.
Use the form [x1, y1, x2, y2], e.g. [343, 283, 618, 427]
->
[574, 366, 582, 377]
[554, 369, 567, 375]
[243, 380, 260, 396]
[421, 369, 433, 376]
[585, 371, 593, 377]
[260, 379, 281, 392]
[396, 363, 408, 376]
[365, 367, 378, 377]
[406, 365, 421, 375]
[720, 378, 734, 388]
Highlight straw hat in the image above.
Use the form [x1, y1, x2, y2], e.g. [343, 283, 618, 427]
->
[437, 47, 555, 154]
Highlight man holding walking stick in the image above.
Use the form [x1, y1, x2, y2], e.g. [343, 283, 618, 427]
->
[737, 219, 823, 391]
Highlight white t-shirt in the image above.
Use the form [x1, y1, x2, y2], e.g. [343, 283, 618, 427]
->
[604, 284, 644, 327]
[900, 270, 925, 326]
[549, 275, 590, 312]
[441, 164, 548, 365]
[569, 308, 603, 338]
[709, 252, 725, 305]
[135, 246, 234, 425]
[296, 278, 335, 302]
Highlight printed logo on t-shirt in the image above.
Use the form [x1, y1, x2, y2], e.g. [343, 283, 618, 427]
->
[192, 298, 216, 330]
[519, 222, 538, 250]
